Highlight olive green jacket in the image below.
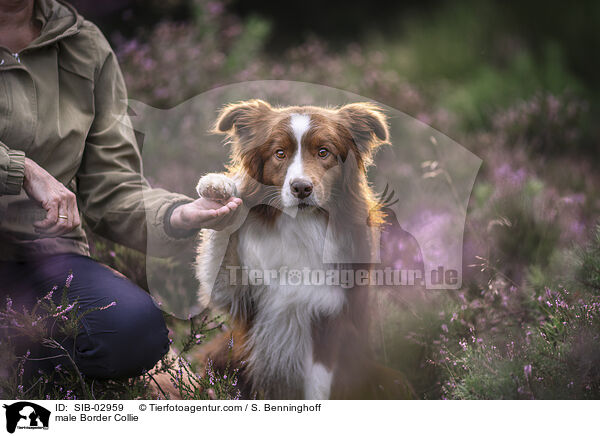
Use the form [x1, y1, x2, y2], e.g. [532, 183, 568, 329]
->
[0, 0, 195, 260]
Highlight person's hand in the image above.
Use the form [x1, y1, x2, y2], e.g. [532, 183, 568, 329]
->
[169, 196, 243, 231]
[23, 158, 81, 236]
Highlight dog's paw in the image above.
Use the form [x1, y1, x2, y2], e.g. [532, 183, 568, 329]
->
[196, 173, 237, 202]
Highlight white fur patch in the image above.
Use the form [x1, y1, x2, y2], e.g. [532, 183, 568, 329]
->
[236, 212, 345, 399]
[290, 112, 311, 146]
[282, 113, 311, 208]
[304, 360, 333, 400]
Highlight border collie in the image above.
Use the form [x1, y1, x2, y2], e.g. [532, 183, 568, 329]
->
[195, 99, 411, 399]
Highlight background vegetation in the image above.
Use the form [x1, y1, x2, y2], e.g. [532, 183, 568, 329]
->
[2, 0, 599, 399]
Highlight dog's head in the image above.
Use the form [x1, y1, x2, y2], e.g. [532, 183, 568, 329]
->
[214, 99, 389, 215]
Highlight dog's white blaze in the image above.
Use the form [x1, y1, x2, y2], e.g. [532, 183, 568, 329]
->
[290, 112, 310, 151]
[304, 360, 333, 400]
[282, 113, 311, 207]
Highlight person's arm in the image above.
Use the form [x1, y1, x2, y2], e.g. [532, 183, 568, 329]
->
[76, 25, 240, 256]
[1, 142, 82, 235]
[0, 141, 26, 195]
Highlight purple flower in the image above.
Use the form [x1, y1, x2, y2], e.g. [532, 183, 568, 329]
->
[207, 2, 224, 16]
[98, 301, 117, 311]
[44, 286, 57, 300]
[524, 364, 532, 379]
[53, 303, 76, 318]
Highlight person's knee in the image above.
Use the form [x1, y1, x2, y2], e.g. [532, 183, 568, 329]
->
[74, 288, 170, 379]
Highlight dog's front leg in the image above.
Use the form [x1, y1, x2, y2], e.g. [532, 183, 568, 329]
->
[304, 360, 335, 400]
[195, 172, 251, 316]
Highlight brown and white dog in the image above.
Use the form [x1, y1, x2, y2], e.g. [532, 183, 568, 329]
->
[195, 100, 412, 400]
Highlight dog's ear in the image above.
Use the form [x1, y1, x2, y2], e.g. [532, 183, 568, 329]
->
[213, 99, 273, 138]
[337, 102, 389, 156]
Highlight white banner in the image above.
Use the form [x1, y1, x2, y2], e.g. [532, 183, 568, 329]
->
[0, 400, 596, 436]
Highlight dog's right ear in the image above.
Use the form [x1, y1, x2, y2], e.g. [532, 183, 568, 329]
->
[213, 99, 273, 138]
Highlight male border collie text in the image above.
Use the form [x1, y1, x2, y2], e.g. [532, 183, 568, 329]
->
[195, 100, 412, 400]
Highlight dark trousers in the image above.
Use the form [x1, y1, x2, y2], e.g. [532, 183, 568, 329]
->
[0, 254, 169, 379]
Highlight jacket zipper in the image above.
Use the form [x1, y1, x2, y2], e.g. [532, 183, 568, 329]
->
[12, 53, 21, 63]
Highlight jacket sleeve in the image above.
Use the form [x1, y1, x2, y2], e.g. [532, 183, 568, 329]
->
[76, 28, 196, 257]
[0, 141, 26, 195]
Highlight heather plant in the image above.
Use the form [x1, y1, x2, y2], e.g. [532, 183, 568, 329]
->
[436, 285, 600, 399]
[491, 93, 591, 156]
[0, 273, 238, 400]
[158, 347, 243, 400]
[575, 225, 600, 294]
[0, 273, 120, 400]
[155, 313, 243, 400]
[423, 224, 600, 399]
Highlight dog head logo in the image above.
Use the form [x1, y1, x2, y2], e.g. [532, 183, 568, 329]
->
[3, 402, 50, 433]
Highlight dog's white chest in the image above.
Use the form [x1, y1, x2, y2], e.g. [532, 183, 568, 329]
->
[236, 212, 345, 313]
[238, 212, 327, 271]
[236, 212, 345, 399]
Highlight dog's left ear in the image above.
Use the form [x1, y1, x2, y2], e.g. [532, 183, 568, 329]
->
[338, 102, 389, 156]
[213, 99, 273, 140]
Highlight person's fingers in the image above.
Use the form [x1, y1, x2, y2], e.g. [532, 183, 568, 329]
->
[36, 205, 68, 235]
[35, 192, 78, 236]
[63, 200, 73, 231]
[209, 201, 246, 230]
[33, 199, 58, 230]
[73, 208, 81, 227]
[187, 207, 219, 223]
[66, 191, 80, 229]
[195, 197, 226, 210]
[172, 196, 244, 230]
[225, 199, 241, 210]
[72, 197, 81, 227]
[215, 205, 230, 216]
[220, 198, 243, 213]
[197, 196, 242, 209]
[199, 199, 235, 218]
[226, 196, 243, 206]
[67, 195, 79, 229]
[191, 207, 231, 228]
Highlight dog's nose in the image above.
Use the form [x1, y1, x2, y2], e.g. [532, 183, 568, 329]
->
[290, 179, 313, 199]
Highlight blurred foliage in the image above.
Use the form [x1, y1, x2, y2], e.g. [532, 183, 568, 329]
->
[438, 281, 600, 399]
[576, 225, 600, 293]
[0, 274, 236, 400]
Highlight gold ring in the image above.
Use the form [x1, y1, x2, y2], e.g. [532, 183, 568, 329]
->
[58, 215, 68, 220]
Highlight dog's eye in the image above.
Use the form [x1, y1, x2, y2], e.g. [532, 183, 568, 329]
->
[275, 149, 286, 159]
[317, 147, 330, 158]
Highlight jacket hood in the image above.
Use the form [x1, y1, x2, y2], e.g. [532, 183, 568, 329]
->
[30, 0, 83, 49]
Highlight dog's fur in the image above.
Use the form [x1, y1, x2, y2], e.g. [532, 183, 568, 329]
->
[195, 100, 412, 399]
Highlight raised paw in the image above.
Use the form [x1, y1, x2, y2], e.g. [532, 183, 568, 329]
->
[196, 173, 237, 202]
